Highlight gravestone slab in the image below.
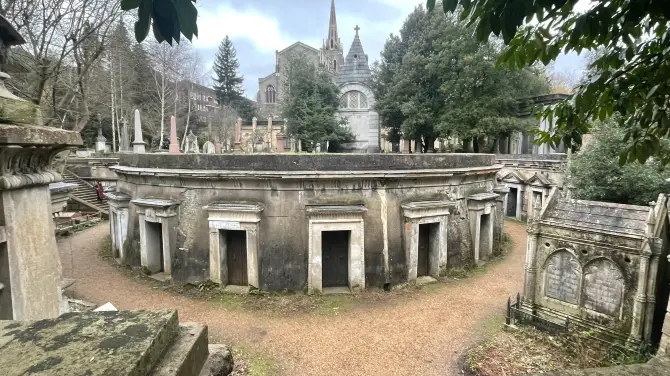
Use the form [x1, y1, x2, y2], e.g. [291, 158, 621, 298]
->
[0, 309, 179, 376]
[202, 141, 215, 154]
[583, 259, 624, 316]
[544, 250, 581, 304]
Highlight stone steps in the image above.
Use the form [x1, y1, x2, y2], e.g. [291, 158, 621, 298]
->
[151, 323, 210, 376]
[150, 323, 234, 376]
[0, 309, 233, 376]
[62, 170, 109, 215]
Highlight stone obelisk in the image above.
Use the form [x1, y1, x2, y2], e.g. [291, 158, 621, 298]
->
[169, 115, 179, 153]
[132, 109, 146, 153]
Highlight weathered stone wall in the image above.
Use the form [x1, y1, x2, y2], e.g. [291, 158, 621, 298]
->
[524, 192, 668, 343]
[533, 228, 641, 337]
[66, 156, 120, 181]
[115, 154, 501, 291]
[496, 154, 567, 187]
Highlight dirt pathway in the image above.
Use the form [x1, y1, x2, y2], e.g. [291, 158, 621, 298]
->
[58, 221, 527, 376]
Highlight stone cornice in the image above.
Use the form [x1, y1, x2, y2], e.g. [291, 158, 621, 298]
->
[401, 200, 455, 219]
[0, 123, 81, 191]
[105, 192, 131, 202]
[306, 205, 367, 217]
[204, 202, 265, 214]
[132, 198, 178, 208]
[112, 164, 503, 180]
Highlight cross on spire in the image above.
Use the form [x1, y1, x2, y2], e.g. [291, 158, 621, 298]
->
[354, 25, 360, 35]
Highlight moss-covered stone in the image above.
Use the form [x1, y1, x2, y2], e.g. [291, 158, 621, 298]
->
[0, 96, 40, 125]
[0, 309, 179, 376]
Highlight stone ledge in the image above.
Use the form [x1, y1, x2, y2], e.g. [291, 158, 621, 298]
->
[113, 165, 503, 180]
[0, 123, 81, 146]
[0, 309, 179, 376]
[119, 153, 497, 171]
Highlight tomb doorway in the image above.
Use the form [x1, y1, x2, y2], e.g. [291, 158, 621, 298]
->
[417, 223, 439, 277]
[224, 230, 248, 286]
[0, 242, 12, 319]
[145, 221, 164, 273]
[507, 188, 518, 217]
[322, 230, 350, 288]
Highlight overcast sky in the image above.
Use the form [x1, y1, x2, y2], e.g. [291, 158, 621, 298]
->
[191, 0, 586, 99]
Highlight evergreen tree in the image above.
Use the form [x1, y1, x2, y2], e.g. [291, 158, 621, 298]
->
[281, 54, 353, 150]
[212, 36, 255, 119]
[373, 6, 550, 152]
[568, 121, 670, 205]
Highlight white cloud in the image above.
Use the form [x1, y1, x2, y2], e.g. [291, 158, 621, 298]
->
[194, 4, 292, 53]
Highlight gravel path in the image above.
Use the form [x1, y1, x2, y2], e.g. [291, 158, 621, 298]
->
[58, 221, 527, 376]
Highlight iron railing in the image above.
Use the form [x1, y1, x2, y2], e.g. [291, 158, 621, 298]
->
[506, 293, 570, 333]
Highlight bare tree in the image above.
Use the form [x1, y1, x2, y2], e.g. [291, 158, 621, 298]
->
[179, 50, 206, 149]
[214, 104, 239, 146]
[146, 40, 193, 148]
[4, 0, 120, 130]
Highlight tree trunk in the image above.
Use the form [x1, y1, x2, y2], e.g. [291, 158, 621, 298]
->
[181, 83, 193, 150]
[159, 71, 166, 149]
[110, 65, 117, 152]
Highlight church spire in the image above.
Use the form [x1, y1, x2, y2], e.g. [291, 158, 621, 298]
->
[326, 0, 340, 51]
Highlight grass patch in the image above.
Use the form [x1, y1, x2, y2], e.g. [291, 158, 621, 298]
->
[446, 231, 514, 280]
[230, 346, 282, 376]
[463, 325, 652, 375]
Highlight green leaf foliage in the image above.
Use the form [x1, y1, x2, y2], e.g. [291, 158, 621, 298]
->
[372, 4, 549, 152]
[125, 0, 198, 45]
[568, 120, 670, 205]
[430, 0, 670, 164]
[280, 54, 354, 147]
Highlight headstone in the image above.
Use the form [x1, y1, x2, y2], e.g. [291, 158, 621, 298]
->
[583, 259, 624, 316]
[120, 118, 130, 152]
[169, 115, 179, 153]
[276, 133, 286, 153]
[95, 127, 106, 153]
[203, 141, 215, 154]
[402, 139, 410, 153]
[184, 130, 199, 153]
[544, 250, 581, 305]
[132, 109, 146, 153]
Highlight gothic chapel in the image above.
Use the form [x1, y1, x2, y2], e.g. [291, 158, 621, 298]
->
[257, 0, 380, 152]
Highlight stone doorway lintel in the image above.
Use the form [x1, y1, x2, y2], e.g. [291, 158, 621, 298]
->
[306, 205, 367, 295]
[204, 202, 264, 291]
[401, 200, 454, 283]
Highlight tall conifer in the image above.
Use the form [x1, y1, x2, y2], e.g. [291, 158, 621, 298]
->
[212, 36, 254, 119]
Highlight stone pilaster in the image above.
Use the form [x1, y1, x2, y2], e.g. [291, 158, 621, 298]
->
[644, 237, 663, 340]
[523, 219, 540, 306]
[629, 242, 651, 343]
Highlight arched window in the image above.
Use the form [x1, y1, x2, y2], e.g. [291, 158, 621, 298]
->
[330, 39, 333, 49]
[265, 85, 276, 104]
[333, 60, 337, 70]
[339, 90, 368, 109]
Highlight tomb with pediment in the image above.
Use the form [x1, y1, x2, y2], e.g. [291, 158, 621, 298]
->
[522, 189, 670, 345]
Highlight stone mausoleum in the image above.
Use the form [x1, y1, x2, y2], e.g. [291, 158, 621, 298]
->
[108, 154, 507, 293]
[522, 189, 670, 345]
